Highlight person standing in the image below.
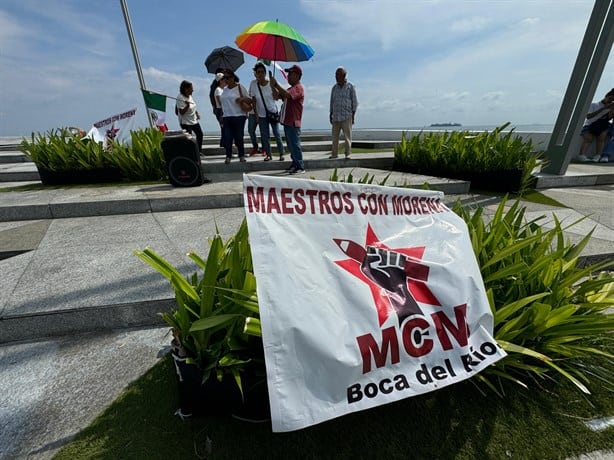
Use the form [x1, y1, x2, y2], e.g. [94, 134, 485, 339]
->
[220, 71, 251, 164]
[176, 80, 203, 153]
[270, 65, 305, 174]
[212, 72, 225, 147]
[329, 66, 358, 159]
[577, 88, 614, 162]
[249, 62, 285, 162]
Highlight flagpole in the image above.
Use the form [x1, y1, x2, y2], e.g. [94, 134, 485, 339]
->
[119, 0, 154, 128]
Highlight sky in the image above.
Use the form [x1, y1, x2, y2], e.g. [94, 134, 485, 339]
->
[1, 0, 613, 136]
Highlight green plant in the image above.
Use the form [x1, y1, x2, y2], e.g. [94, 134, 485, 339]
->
[109, 129, 167, 180]
[454, 197, 614, 394]
[134, 219, 262, 388]
[20, 128, 110, 171]
[20, 127, 167, 181]
[394, 123, 544, 194]
[329, 168, 390, 185]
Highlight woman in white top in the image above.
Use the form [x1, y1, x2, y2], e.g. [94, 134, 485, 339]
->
[249, 62, 284, 161]
[176, 80, 203, 153]
[220, 71, 252, 164]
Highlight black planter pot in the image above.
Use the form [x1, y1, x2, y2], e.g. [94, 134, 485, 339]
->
[465, 169, 524, 193]
[171, 348, 271, 422]
[37, 167, 123, 185]
[171, 349, 242, 417]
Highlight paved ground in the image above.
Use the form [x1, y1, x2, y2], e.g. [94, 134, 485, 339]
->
[0, 144, 612, 459]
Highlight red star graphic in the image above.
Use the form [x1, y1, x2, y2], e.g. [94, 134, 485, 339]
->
[334, 223, 441, 326]
[106, 125, 120, 140]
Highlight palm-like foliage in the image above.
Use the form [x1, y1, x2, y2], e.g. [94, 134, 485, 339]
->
[394, 123, 543, 195]
[134, 220, 261, 387]
[20, 128, 167, 182]
[454, 198, 614, 394]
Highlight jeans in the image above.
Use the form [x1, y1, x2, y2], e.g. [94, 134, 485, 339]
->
[222, 116, 247, 158]
[283, 124, 304, 170]
[258, 117, 284, 157]
[180, 123, 203, 153]
[248, 113, 259, 149]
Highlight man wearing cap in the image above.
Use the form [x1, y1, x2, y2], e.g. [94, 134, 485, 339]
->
[270, 65, 305, 174]
[329, 66, 358, 159]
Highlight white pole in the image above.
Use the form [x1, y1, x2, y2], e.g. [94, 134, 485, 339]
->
[119, 0, 154, 129]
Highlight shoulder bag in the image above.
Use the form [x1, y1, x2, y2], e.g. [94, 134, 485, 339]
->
[257, 83, 280, 124]
[237, 85, 253, 113]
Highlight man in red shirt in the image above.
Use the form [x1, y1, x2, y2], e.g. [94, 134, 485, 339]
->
[270, 65, 305, 174]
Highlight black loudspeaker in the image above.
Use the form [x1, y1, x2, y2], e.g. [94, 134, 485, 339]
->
[161, 132, 203, 187]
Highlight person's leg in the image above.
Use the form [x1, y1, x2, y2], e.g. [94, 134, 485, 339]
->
[248, 114, 259, 155]
[258, 117, 272, 160]
[284, 125, 297, 169]
[222, 119, 233, 162]
[341, 118, 352, 158]
[595, 130, 608, 159]
[214, 108, 224, 147]
[234, 116, 247, 160]
[285, 126, 304, 171]
[578, 130, 594, 160]
[192, 123, 204, 153]
[271, 122, 284, 160]
[330, 121, 341, 158]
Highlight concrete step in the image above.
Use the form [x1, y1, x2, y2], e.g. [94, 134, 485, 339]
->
[0, 138, 396, 163]
[0, 150, 395, 183]
[0, 165, 470, 222]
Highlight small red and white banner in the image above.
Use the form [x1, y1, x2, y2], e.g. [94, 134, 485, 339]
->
[85, 107, 137, 148]
[243, 174, 506, 432]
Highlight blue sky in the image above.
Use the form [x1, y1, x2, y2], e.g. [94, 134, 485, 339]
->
[1, 0, 613, 136]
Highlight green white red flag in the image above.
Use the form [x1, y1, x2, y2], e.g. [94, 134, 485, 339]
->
[142, 90, 168, 132]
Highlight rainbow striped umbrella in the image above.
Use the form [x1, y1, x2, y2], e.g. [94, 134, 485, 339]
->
[235, 20, 314, 62]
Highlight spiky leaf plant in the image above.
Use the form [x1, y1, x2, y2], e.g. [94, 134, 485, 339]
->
[135, 219, 261, 388]
[454, 198, 614, 394]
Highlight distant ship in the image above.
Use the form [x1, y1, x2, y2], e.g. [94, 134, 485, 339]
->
[430, 122, 462, 127]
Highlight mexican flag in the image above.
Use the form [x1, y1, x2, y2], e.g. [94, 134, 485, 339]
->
[142, 90, 168, 132]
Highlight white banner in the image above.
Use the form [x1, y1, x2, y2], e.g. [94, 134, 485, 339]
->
[243, 174, 506, 432]
[85, 108, 136, 148]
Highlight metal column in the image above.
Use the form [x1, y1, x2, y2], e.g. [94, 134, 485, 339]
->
[119, 0, 154, 129]
[542, 0, 614, 175]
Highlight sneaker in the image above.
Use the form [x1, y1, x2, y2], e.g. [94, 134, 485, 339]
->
[279, 155, 284, 161]
[591, 156, 601, 162]
[239, 156, 246, 163]
[328, 154, 338, 159]
[202, 176, 212, 184]
[290, 168, 305, 175]
[344, 154, 351, 159]
[264, 155, 272, 161]
[224, 157, 231, 165]
[576, 154, 590, 162]
[249, 148, 259, 156]
[599, 156, 609, 163]
[286, 166, 297, 174]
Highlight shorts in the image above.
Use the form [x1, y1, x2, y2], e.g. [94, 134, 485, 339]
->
[581, 117, 610, 136]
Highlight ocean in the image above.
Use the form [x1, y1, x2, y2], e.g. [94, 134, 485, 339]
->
[0, 124, 556, 145]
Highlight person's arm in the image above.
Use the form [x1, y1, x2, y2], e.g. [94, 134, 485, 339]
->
[329, 88, 334, 124]
[178, 96, 190, 115]
[270, 75, 289, 100]
[351, 84, 358, 124]
[587, 101, 614, 120]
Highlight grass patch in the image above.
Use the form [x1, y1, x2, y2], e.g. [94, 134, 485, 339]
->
[54, 345, 613, 460]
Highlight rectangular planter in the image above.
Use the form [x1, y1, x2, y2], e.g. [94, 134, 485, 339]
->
[37, 167, 123, 185]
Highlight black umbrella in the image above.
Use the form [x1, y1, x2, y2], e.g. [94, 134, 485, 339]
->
[204, 46, 244, 73]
